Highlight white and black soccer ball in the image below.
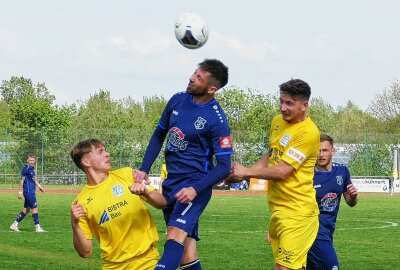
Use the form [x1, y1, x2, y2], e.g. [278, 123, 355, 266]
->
[174, 12, 209, 49]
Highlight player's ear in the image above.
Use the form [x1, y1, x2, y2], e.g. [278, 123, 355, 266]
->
[81, 157, 90, 167]
[208, 86, 218, 95]
[332, 147, 337, 155]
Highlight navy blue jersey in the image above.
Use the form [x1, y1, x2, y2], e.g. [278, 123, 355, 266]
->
[313, 163, 352, 241]
[21, 164, 37, 194]
[158, 92, 233, 175]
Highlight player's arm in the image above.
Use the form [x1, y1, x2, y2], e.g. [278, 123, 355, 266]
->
[35, 180, 45, 192]
[343, 184, 358, 207]
[18, 177, 24, 199]
[129, 183, 167, 209]
[135, 126, 168, 183]
[71, 201, 92, 258]
[232, 159, 294, 181]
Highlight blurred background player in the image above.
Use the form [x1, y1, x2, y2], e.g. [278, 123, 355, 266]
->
[70, 138, 167, 270]
[159, 163, 168, 194]
[10, 154, 45, 233]
[307, 134, 358, 270]
[230, 79, 320, 270]
[134, 58, 232, 270]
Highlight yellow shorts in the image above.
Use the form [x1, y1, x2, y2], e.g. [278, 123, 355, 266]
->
[269, 211, 318, 269]
[102, 246, 160, 270]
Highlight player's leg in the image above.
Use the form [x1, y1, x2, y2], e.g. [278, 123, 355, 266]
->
[180, 237, 202, 270]
[10, 202, 30, 231]
[307, 240, 339, 270]
[271, 211, 319, 270]
[155, 226, 187, 270]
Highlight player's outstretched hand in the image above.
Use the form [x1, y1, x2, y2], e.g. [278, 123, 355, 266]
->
[71, 200, 86, 225]
[347, 184, 358, 198]
[175, 187, 197, 204]
[133, 169, 151, 185]
[129, 183, 148, 196]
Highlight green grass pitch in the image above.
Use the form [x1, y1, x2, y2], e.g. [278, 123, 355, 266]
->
[0, 191, 399, 269]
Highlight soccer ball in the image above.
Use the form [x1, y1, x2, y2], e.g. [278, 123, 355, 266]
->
[174, 12, 209, 49]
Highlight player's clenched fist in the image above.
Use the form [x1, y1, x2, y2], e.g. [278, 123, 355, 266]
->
[129, 183, 148, 196]
[71, 200, 86, 224]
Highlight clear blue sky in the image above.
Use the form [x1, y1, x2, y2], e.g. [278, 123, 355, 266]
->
[1, 1, 399, 110]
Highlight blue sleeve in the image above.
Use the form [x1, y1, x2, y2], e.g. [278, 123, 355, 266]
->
[139, 126, 168, 174]
[21, 166, 28, 177]
[192, 154, 231, 194]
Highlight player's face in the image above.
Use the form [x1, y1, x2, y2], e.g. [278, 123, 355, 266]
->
[27, 157, 36, 167]
[279, 94, 308, 124]
[84, 145, 111, 172]
[186, 68, 212, 96]
[317, 141, 336, 168]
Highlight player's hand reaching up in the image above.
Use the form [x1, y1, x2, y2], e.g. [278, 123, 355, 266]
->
[71, 200, 86, 225]
[133, 169, 151, 185]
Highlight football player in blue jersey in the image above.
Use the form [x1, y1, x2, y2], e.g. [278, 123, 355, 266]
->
[134, 58, 233, 270]
[307, 134, 358, 270]
[10, 154, 46, 232]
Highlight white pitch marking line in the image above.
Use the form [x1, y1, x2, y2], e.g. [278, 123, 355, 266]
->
[336, 221, 398, 231]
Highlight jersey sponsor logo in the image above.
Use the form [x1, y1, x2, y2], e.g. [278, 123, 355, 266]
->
[167, 127, 188, 151]
[321, 192, 338, 212]
[112, 184, 124, 197]
[99, 210, 110, 225]
[280, 134, 291, 146]
[220, 136, 232, 149]
[194, 117, 207, 129]
[286, 147, 305, 163]
[106, 200, 128, 220]
[336, 175, 343, 185]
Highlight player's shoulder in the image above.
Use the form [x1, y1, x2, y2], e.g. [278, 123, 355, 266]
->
[170, 91, 188, 101]
[111, 167, 133, 178]
[332, 162, 350, 172]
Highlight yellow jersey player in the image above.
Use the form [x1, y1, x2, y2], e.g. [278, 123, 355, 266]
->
[230, 79, 320, 270]
[70, 138, 167, 270]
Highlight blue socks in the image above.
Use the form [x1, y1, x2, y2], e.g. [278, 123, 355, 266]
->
[16, 211, 26, 222]
[181, 259, 202, 270]
[32, 213, 39, 225]
[155, 239, 185, 270]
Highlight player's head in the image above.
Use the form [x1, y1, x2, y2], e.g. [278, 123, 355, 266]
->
[187, 59, 228, 97]
[317, 134, 336, 168]
[279, 79, 311, 123]
[27, 154, 36, 166]
[71, 138, 110, 172]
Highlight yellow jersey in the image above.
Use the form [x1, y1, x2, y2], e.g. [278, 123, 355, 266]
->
[73, 167, 159, 264]
[267, 115, 319, 216]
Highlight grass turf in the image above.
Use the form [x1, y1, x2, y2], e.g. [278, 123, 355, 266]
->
[0, 191, 399, 269]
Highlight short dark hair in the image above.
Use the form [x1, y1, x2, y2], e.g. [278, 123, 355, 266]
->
[279, 79, 311, 101]
[198, 58, 229, 89]
[320, 134, 334, 146]
[71, 138, 104, 171]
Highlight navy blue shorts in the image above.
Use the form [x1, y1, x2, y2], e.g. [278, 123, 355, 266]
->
[307, 239, 339, 270]
[23, 193, 38, 209]
[162, 173, 212, 241]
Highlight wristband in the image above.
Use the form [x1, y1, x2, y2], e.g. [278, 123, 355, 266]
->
[38, 185, 42, 189]
[18, 191, 23, 194]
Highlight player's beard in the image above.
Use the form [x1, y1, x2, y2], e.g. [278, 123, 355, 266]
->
[186, 84, 207, 97]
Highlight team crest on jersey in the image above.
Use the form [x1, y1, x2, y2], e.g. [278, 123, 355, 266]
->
[336, 175, 343, 185]
[220, 136, 232, 149]
[194, 117, 207, 129]
[167, 127, 188, 151]
[280, 134, 291, 146]
[286, 147, 305, 163]
[321, 192, 338, 212]
[112, 184, 124, 197]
